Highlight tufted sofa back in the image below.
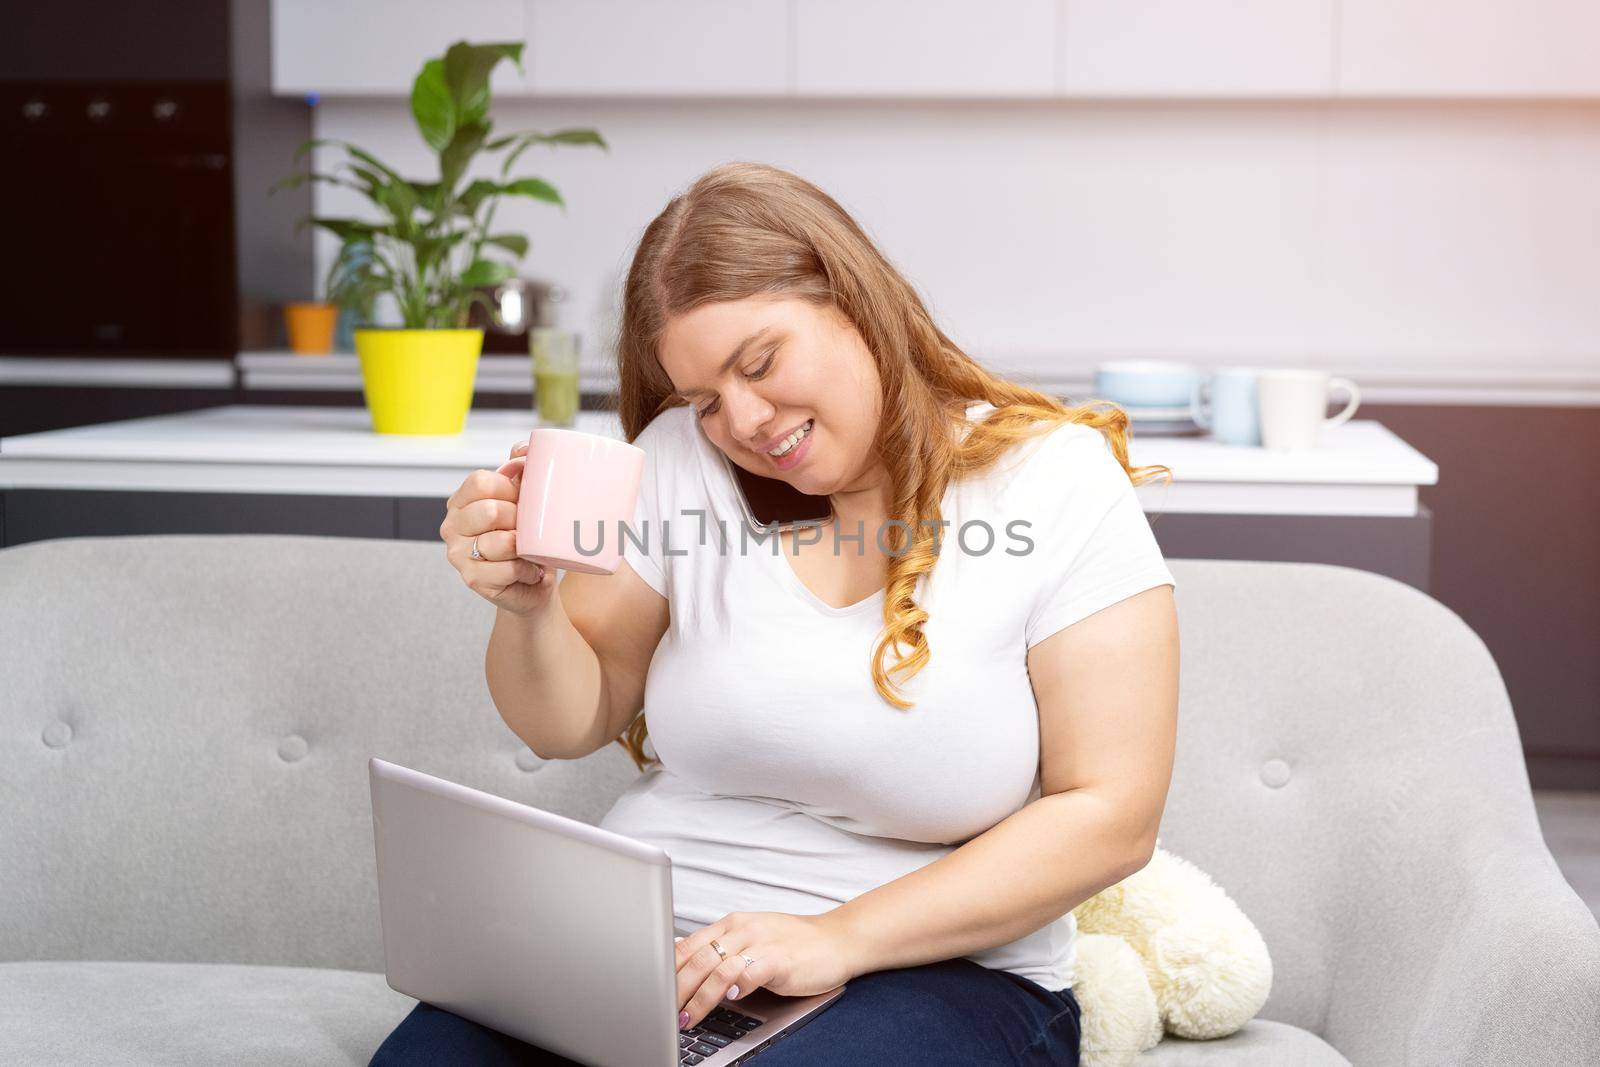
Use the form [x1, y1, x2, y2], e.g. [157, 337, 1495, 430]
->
[0, 534, 1545, 1061]
[0, 534, 640, 975]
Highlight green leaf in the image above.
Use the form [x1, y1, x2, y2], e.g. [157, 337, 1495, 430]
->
[269, 170, 365, 195]
[307, 217, 383, 241]
[498, 127, 607, 175]
[454, 179, 499, 215]
[343, 164, 389, 197]
[540, 127, 607, 148]
[443, 41, 523, 128]
[375, 180, 419, 229]
[502, 177, 564, 208]
[460, 259, 516, 288]
[343, 145, 405, 185]
[439, 122, 490, 198]
[414, 231, 470, 273]
[463, 287, 502, 323]
[483, 233, 529, 257]
[409, 180, 442, 211]
[293, 139, 405, 186]
[410, 58, 455, 153]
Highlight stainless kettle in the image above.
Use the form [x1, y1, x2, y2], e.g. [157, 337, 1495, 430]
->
[468, 278, 568, 353]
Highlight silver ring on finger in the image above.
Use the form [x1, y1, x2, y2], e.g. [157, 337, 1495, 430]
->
[739, 953, 756, 967]
[470, 536, 483, 561]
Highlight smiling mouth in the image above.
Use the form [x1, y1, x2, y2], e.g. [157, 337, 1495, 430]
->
[764, 418, 814, 458]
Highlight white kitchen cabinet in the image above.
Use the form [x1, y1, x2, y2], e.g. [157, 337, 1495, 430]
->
[525, 0, 788, 96]
[792, 0, 1057, 97]
[1059, 0, 1335, 97]
[271, 0, 527, 96]
[269, 0, 1600, 101]
[1339, 0, 1600, 97]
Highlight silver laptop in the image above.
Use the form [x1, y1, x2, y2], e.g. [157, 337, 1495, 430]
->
[368, 758, 846, 1066]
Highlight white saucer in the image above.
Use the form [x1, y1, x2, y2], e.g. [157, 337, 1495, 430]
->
[1130, 418, 1203, 437]
[1122, 403, 1195, 421]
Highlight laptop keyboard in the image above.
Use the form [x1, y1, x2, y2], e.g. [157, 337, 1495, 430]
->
[677, 1006, 766, 1063]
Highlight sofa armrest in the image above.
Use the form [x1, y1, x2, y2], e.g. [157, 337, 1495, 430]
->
[1324, 841, 1600, 1066]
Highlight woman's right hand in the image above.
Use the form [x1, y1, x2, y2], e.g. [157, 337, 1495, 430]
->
[440, 440, 555, 617]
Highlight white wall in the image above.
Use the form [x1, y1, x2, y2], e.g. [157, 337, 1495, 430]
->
[309, 98, 1600, 396]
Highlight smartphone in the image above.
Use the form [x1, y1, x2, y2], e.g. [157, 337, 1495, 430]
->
[718, 449, 833, 534]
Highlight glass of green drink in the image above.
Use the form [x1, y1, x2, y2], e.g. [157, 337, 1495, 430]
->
[531, 327, 581, 427]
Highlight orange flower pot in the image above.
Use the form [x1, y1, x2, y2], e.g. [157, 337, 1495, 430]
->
[284, 302, 339, 355]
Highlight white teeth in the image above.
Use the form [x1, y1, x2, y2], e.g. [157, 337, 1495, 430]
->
[768, 419, 813, 457]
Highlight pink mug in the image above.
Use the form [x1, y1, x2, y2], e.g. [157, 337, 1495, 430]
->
[504, 428, 645, 575]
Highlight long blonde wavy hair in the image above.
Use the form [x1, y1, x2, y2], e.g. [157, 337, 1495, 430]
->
[610, 161, 1170, 771]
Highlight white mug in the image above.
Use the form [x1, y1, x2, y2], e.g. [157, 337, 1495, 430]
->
[1256, 370, 1361, 451]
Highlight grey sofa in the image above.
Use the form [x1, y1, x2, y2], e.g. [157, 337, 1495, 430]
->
[2, 534, 1596, 1066]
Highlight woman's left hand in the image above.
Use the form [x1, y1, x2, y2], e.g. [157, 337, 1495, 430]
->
[675, 911, 855, 1031]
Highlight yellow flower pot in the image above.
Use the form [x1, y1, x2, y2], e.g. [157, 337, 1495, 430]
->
[354, 328, 484, 435]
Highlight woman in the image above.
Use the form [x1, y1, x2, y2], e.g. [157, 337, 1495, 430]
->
[376, 162, 1179, 1065]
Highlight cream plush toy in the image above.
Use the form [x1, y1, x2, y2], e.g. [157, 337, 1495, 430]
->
[1068, 840, 1274, 1066]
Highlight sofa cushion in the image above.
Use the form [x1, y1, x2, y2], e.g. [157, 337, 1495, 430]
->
[1146, 1019, 1351, 1064]
[0, 960, 415, 1065]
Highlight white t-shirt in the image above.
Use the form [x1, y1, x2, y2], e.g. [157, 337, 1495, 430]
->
[596, 401, 1176, 991]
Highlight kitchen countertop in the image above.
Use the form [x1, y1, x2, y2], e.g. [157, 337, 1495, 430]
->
[0, 404, 1437, 516]
[0, 356, 234, 387]
[237, 351, 619, 394]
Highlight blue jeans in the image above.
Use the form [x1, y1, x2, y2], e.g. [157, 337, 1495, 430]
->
[370, 957, 1081, 1066]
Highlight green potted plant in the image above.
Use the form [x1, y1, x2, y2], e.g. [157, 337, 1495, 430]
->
[274, 40, 606, 434]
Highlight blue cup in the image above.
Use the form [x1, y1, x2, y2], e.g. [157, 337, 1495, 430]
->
[1093, 360, 1204, 410]
[1194, 366, 1262, 446]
